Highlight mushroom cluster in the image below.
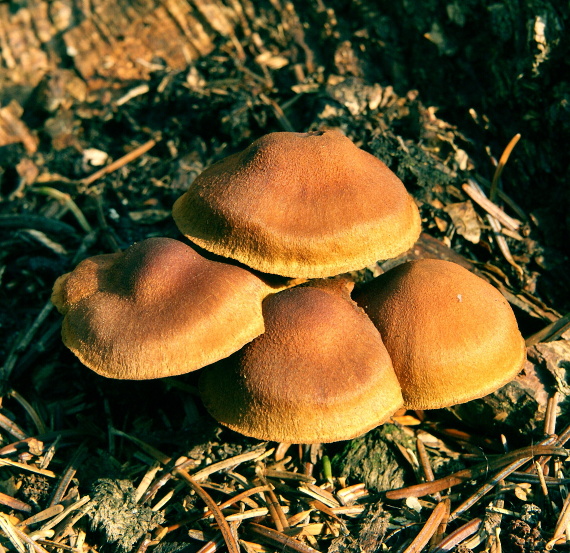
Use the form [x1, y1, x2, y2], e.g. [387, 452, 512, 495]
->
[53, 130, 526, 443]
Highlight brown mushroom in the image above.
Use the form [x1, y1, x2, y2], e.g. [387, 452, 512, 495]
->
[173, 130, 421, 278]
[52, 237, 276, 380]
[353, 259, 526, 410]
[199, 279, 404, 443]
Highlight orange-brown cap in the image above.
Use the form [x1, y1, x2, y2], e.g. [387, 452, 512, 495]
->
[354, 259, 526, 410]
[199, 279, 404, 443]
[173, 130, 421, 278]
[52, 237, 275, 380]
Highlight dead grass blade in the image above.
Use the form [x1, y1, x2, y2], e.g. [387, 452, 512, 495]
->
[385, 444, 566, 500]
[448, 455, 531, 521]
[192, 447, 269, 482]
[489, 133, 522, 201]
[430, 517, 483, 553]
[81, 137, 159, 187]
[546, 491, 570, 550]
[174, 467, 241, 553]
[248, 522, 321, 553]
[401, 501, 448, 553]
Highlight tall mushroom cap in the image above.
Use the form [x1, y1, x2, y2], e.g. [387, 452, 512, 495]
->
[353, 259, 526, 410]
[199, 279, 404, 443]
[52, 237, 275, 380]
[173, 130, 421, 278]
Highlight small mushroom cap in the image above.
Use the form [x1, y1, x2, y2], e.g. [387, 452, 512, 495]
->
[173, 130, 421, 278]
[354, 259, 527, 410]
[52, 237, 274, 380]
[199, 279, 404, 443]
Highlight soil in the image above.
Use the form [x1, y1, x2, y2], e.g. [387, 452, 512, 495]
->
[0, 1, 569, 552]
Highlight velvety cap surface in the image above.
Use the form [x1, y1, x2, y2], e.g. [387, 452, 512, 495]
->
[52, 237, 273, 379]
[173, 130, 421, 278]
[199, 280, 404, 443]
[354, 259, 526, 409]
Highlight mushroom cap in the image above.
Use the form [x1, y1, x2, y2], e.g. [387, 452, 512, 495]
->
[172, 130, 421, 278]
[353, 259, 526, 410]
[199, 279, 404, 443]
[52, 237, 274, 380]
